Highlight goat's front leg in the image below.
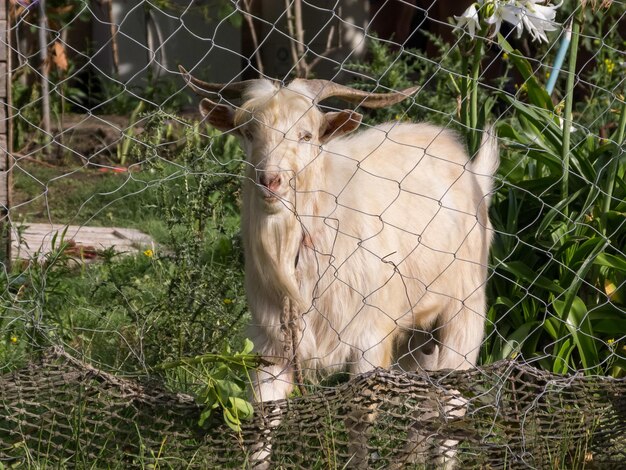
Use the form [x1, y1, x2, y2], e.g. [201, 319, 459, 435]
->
[346, 336, 393, 467]
[248, 362, 294, 469]
[250, 361, 295, 403]
[247, 294, 303, 468]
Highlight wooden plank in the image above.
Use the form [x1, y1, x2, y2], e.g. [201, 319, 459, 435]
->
[16, 236, 137, 247]
[0, 21, 5, 63]
[15, 224, 122, 235]
[15, 224, 150, 236]
[0, 133, 5, 169]
[20, 233, 128, 245]
[0, 135, 6, 205]
[18, 226, 123, 236]
[0, 0, 9, 265]
[0, 103, 5, 135]
[19, 236, 128, 248]
[12, 240, 138, 253]
[0, 174, 6, 205]
[0, 63, 5, 135]
[112, 227, 153, 245]
[11, 223, 155, 260]
[15, 225, 152, 245]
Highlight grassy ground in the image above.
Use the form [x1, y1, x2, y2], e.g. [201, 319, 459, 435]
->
[3, 7, 625, 465]
[3, 124, 249, 371]
[11, 161, 169, 241]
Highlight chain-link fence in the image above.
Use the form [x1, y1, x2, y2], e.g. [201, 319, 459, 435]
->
[1, 1, 625, 468]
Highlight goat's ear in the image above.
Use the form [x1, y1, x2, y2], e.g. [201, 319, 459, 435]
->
[199, 98, 236, 132]
[320, 110, 362, 143]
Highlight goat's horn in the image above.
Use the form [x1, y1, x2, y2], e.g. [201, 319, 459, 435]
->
[178, 65, 258, 99]
[302, 79, 419, 109]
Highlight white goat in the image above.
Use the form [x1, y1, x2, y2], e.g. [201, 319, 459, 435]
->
[181, 67, 498, 467]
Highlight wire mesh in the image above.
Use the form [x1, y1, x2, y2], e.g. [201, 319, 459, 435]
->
[1, 348, 625, 468]
[1, 0, 625, 468]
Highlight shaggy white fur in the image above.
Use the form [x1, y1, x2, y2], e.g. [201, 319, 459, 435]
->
[197, 80, 499, 467]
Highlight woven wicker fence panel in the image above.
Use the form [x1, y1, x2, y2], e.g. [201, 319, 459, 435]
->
[1, 348, 624, 469]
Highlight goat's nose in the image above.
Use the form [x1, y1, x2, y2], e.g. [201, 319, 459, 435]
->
[259, 173, 282, 192]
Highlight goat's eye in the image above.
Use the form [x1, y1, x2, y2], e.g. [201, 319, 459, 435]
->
[300, 131, 312, 142]
[243, 130, 253, 140]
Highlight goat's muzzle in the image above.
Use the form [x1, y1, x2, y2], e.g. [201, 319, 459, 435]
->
[257, 171, 286, 204]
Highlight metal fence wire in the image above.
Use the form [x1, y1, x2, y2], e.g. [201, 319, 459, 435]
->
[1, 1, 626, 468]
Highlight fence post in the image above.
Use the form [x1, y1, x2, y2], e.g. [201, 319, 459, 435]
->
[0, 0, 11, 265]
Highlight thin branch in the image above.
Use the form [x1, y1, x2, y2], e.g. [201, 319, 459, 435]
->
[308, 25, 337, 71]
[106, 0, 119, 75]
[293, 0, 305, 60]
[13, 154, 57, 168]
[242, 0, 264, 77]
[284, 0, 302, 77]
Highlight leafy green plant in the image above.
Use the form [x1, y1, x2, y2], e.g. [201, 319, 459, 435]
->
[345, 37, 460, 126]
[125, 113, 248, 364]
[95, 72, 192, 116]
[0, 228, 78, 369]
[3, 112, 250, 375]
[156, 339, 259, 431]
[482, 38, 625, 377]
[11, 68, 43, 152]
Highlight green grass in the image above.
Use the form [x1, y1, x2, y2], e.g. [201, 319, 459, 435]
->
[12, 162, 170, 240]
[3, 119, 249, 375]
[2, 7, 625, 467]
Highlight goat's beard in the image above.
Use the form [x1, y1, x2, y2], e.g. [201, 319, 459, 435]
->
[243, 184, 303, 305]
[260, 190, 294, 214]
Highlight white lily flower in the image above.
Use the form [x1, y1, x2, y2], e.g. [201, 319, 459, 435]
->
[519, 1, 561, 43]
[485, 3, 525, 38]
[454, 3, 481, 39]
[484, 0, 562, 43]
